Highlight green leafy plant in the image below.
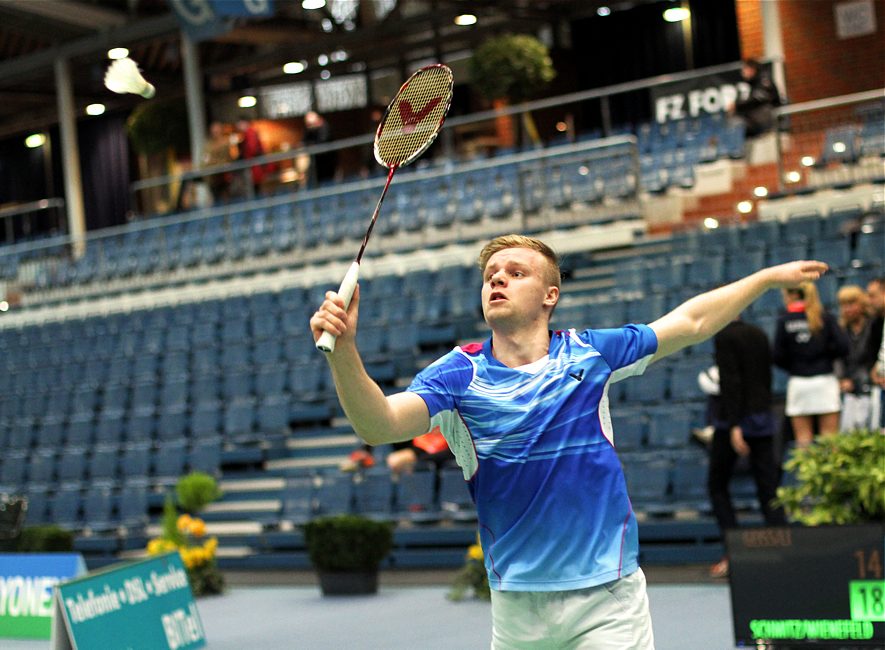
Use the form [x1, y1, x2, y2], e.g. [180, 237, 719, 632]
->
[469, 33, 556, 103]
[126, 97, 190, 156]
[147, 493, 224, 597]
[448, 535, 490, 601]
[774, 430, 885, 525]
[176, 472, 221, 514]
[304, 515, 394, 572]
[16, 525, 74, 552]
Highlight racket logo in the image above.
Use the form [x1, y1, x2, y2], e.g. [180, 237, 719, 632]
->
[397, 97, 443, 134]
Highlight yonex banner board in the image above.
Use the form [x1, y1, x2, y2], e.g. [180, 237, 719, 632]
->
[51, 552, 206, 650]
[0, 553, 86, 640]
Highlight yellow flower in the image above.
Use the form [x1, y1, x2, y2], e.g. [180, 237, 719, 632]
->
[146, 538, 163, 556]
[177, 514, 193, 533]
[467, 544, 484, 562]
[189, 518, 207, 538]
[203, 537, 218, 556]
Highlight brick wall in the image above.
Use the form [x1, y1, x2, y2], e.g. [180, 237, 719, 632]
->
[736, 0, 885, 102]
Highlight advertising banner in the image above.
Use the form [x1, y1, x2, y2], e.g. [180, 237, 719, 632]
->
[52, 552, 205, 650]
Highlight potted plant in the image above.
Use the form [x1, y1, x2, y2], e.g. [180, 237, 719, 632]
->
[469, 33, 556, 149]
[145, 473, 225, 596]
[304, 514, 394, 596]
[774, 429, 884, 524]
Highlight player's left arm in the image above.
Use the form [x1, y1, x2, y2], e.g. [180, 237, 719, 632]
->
[649, 260, 828, 362]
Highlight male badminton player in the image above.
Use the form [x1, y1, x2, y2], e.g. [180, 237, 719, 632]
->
[310, 234, 828, 648]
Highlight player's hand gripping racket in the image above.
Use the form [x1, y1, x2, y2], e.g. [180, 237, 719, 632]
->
[316, 63, 453, 353]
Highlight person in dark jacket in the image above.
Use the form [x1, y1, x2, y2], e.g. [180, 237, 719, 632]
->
[731, 58, 782, 137]
[773, 281, 850, 446]
[835, 285, 878, 430]
[707, 318, 787, 579]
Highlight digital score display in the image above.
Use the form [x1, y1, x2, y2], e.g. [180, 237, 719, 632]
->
[727, 525, 884, 648]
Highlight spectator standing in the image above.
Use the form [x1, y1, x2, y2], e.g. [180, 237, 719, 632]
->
[731, 58, 782, 137]
[202, 121, 233, 203]
[866, 278, 885, 431]
[773, 282, 849, 446]
[237, 118, 269, 195]
[834, 285, 877, 430]
[302, 111, 335, 188]
[707, 318, 787, 579]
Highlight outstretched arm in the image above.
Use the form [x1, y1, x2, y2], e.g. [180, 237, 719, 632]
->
[649, 260, 828, 362]
[310, 285, 430, 445]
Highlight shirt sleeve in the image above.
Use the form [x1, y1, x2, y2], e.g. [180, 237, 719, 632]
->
[582, 324, 659, 379]
[405, 349, 474, 417]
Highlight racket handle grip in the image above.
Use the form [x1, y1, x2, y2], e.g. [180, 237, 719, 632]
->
[316, 261, 361, 354]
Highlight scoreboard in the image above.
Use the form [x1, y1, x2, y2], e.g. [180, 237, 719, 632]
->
[727, 525, 884, 649]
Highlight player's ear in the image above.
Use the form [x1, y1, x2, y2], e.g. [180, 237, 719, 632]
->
[544, 285, 559, 307]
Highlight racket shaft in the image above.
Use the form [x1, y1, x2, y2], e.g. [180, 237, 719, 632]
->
[316, 261, 361, 353]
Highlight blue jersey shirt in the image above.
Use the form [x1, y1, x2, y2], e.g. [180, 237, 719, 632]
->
[407, 325, 658, 592]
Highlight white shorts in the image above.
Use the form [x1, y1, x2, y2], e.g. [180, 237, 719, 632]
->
[490, 569, 655, 649]
[785, 374, 841, 416]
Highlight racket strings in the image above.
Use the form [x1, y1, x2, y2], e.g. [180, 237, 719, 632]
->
[376, 65, 453, 167]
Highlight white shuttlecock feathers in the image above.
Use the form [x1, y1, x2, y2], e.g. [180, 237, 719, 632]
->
[104, 57, 155, 99]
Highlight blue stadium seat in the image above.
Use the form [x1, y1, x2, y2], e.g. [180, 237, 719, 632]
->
[88, 445, 120, 487]
[153, 441, 188, 484]
[124, 411, 155, 443]
[224, 398, 256, 441]
[94, 410, 125, 444]
[157, 407, 188, 441]
[82, 486, 116, 531]
[670, 451, 710, 511]
[646, 406, 692, 449]
[353, 468, 394, 520]
[0, 451, 27, 492]
[118, 484, 149, 528]
[26, 449, 56, 489]
[611, 413, 645, 451]
[120, 442, 151, 481]
[282, 475, 315, 525]
[396, 470, 440, 523]
[188, 438, 222, 476]
[23, 488, 50, 525]
[438, 467, 476, 522]
[257, 394, 290, 433]
[623, 456, 671, 513]
[190, 401, 222, 440]
[49, 489, 83, 530]
[254, 364, 288, 397]
[37, 415, 66, 447]
[223, 371, 253, 400]
[315, 472, 353, 516]
[57, 447, 88, 488]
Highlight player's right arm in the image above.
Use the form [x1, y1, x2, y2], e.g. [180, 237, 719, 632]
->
[310, 285, 430, 445]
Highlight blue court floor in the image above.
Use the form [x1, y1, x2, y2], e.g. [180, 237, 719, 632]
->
[4, 570, 738, 650]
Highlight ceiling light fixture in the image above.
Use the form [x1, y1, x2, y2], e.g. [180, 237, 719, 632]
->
[663, 7, 691, 22]
[25, 133, 46, 148]
[238, 95, 257, 108]
[597, 7, 612, 17]
[302, 0, 325, 9]
[283, 61, 306, 74]
[454, 14, 477, 26]
[107, 47, 129, 60]
[86, 103, 106, 116]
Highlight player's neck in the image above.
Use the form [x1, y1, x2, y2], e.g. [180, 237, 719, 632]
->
[490, 324, 551, 368]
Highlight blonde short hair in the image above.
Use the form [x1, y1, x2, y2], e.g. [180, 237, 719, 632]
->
[477, 235, 561, 288]
[838, 285, 868, 307]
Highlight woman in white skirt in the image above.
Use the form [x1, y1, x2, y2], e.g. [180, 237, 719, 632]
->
[773, 282, 850, 446]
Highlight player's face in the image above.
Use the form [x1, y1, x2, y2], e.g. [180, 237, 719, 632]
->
[481, 247, 558, 328]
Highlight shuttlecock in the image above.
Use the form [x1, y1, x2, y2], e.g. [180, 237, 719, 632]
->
[104, 57, 155, 99]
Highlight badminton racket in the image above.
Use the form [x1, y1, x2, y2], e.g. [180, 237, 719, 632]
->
[316, 63, 453, 353]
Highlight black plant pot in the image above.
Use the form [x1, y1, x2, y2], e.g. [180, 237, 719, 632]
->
[317, 570, 379, 596]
